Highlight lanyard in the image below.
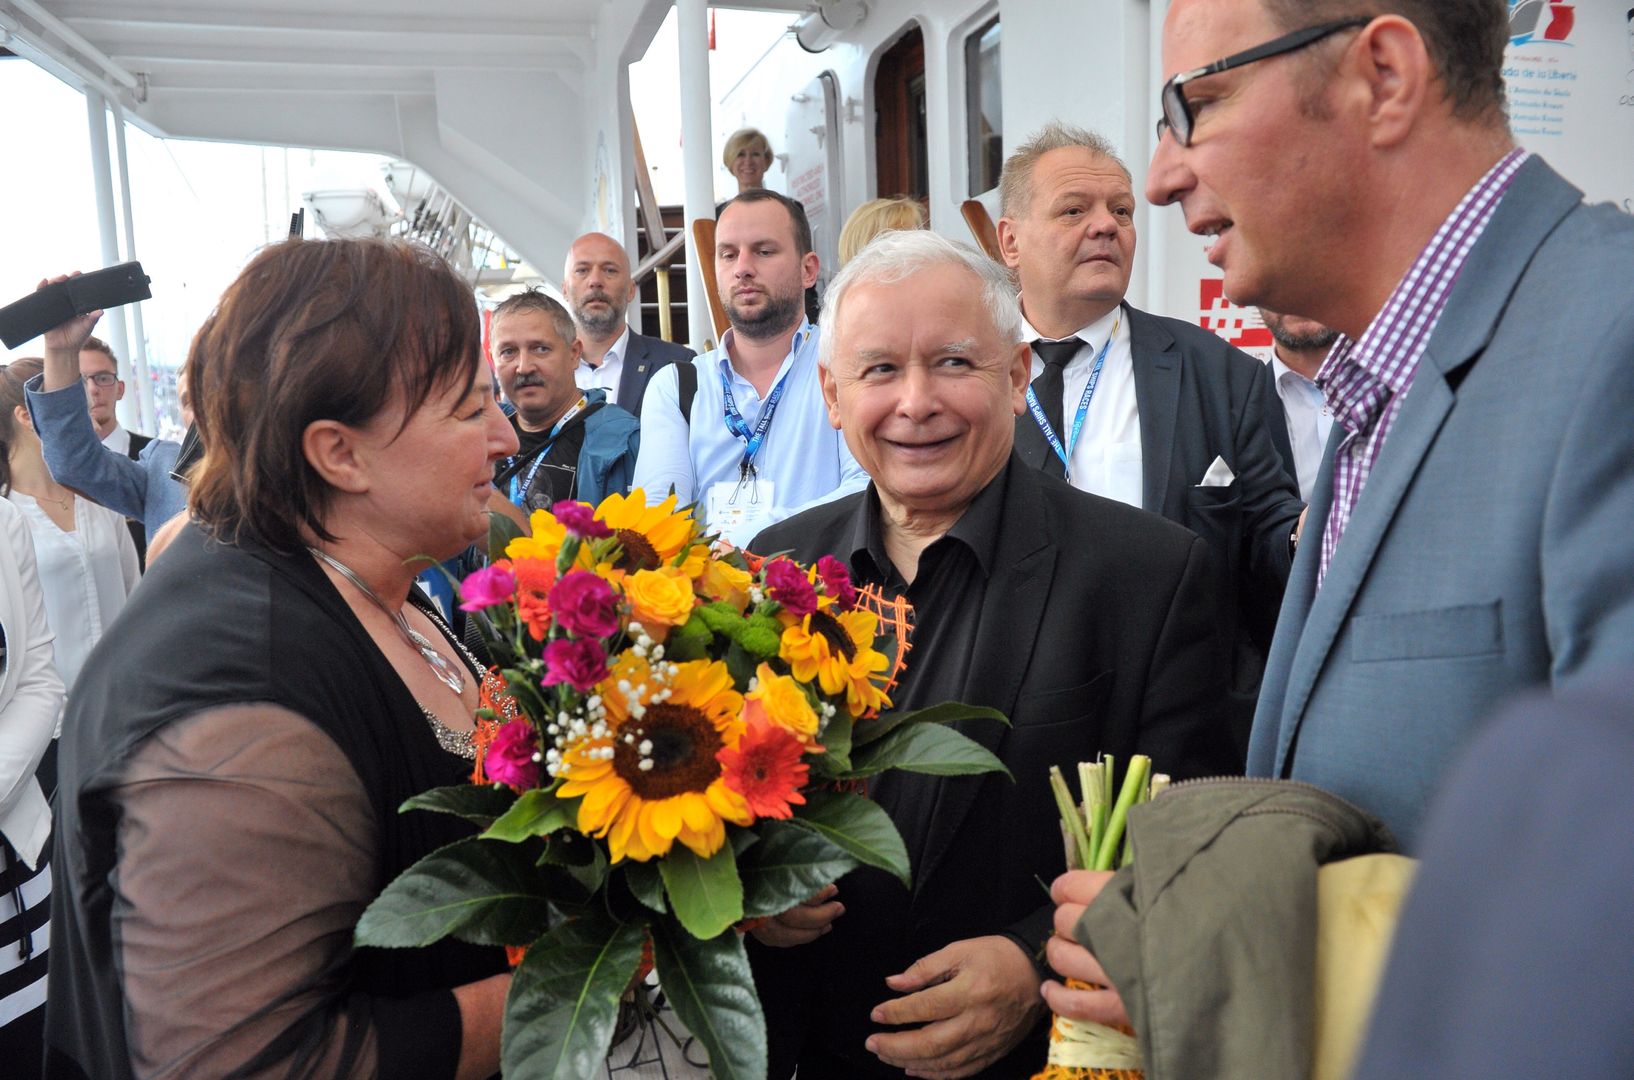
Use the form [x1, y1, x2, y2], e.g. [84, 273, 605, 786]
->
[721, 365, 791, 478]
[1024, 313, 1122, 479]
[507, 397, 586, 507]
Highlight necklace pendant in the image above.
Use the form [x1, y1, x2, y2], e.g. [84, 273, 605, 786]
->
[420, 645, 467, 695]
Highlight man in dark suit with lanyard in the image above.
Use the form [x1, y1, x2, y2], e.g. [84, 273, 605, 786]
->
[997, 121, 1303, 758]
[562, 232, 694, 418]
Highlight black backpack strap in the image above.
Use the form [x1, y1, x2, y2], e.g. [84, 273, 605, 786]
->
[676, 361, 698, 427]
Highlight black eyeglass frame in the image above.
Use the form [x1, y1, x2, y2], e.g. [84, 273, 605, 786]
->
[81, 371, 119, 388]
[1156, 16, 1372, 146]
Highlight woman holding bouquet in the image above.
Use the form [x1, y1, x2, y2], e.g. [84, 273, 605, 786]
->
[42, 239, 518, 1079]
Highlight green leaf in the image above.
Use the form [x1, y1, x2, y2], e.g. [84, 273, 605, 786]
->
[624, 860, 667, 913]
[658, 842, 744, 938]
[483, 787, 576, 842]
[845, 722, 1013, 781]
[787, 789, 911, 887]
[400, 784, 518, 827]
[501, 912, 647, 1080]
[813, 707, 854, 774]
[724, 642, 758, 687]
[355, 838, 553, 948]
[738, 821, 860, 919]
[651, 920, 766, 1080]
[566, 840, 609, 895]
[489, 507, 527, 563]
[852, 701, 1010, 747]
[536, 829, 597, 867]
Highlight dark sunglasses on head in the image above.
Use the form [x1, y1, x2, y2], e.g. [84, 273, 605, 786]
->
[1156, 16, 1372, 147]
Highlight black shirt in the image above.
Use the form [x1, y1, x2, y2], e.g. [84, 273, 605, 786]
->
[493, 403, 596, 512]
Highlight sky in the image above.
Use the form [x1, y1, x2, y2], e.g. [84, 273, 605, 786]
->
[0, 59, 394, 432]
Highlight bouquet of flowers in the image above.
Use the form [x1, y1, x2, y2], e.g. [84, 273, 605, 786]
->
[356, 491, 1008, 1079]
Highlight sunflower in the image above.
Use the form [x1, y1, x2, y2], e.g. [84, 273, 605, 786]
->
[780, 605, 892, 718]
[556, 657, 751, 862]
[593, 490, 698, 576]
[504, 509, 568, 564]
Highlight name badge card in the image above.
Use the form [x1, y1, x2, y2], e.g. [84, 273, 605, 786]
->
[706, 477, 776, 549]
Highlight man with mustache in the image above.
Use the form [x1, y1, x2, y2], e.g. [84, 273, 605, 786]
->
[561, 232, 693, 418]
[999, 121, 1304, 760]
[633, 188, 866, 545]
[490, 290, 639, 513]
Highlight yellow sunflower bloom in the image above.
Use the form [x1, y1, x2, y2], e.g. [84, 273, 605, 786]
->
[594, 491, 698, 575]
[556, 658, 751, 862]
[505, 510, 567, 564]
[780, 607, 892, 718]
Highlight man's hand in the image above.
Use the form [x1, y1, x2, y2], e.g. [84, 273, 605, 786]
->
[865, 935, 1045, 1079]
[38, 273, 103, 392]
[747, 883, 843, 947]
[1041, 870, 1130, 1028]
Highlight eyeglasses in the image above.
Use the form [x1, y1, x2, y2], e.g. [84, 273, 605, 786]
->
[82, 371, 119, 388]
[1156, 17, 1371, 147]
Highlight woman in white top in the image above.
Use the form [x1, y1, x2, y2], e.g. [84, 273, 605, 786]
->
[1, 359, 139, 691]
[0, 495, 66, 1068]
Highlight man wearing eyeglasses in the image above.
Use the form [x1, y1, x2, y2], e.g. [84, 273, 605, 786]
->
[1044, 0, 1634, 1061]
[78, 336, 153, 562]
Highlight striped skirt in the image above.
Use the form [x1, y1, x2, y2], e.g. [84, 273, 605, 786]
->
[0, 830, 50, 1065]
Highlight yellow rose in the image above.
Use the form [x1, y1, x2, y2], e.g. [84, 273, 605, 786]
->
[624, 568, 696, 639]
[745, 662, 820, 744]
[697, 558, 753, 611]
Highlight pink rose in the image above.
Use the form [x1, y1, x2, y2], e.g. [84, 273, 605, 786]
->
[458, 564, 517, 612]
[485, 719, 541, 789]
[764, 558, 818, 617]
[542, 637, 610, 692]
[553, 501, 612, 539]
[815, 555, 857, 611]
[549, 570, 621, 639]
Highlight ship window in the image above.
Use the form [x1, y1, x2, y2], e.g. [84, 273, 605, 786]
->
[965, 16, 1002, 197]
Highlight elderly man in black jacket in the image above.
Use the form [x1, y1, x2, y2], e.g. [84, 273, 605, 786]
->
[747, 230, 1235, 1079]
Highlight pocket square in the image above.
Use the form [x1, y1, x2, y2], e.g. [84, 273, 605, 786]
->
[1198, 455, 1235, 487]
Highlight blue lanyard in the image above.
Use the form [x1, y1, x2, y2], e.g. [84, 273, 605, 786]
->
[721, 365, 791, 477]
[507, 398, 585, 507]
[1024, 315, 1121, 479]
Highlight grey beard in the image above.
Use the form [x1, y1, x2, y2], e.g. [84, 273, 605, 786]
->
[1270, 324, 1340, 352]
[574, 303, 624, 338]
[726, 289, 804, 342]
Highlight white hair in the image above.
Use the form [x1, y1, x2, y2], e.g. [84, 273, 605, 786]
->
[817, 230, 1021, 368]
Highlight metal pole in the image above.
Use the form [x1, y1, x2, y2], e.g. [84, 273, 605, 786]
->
[85, 91, 133, 398]
[111, 102, 154, 434]
[676, 0, 716, 350]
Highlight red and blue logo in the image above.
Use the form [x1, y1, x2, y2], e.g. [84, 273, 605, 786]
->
[1508, 0, 1575, 45]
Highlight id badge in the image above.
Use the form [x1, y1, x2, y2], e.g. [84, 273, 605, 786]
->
[706, 476, 776, 548]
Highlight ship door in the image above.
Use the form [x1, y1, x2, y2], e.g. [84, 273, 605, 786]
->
[874, 24, 928, 201]
[785, 71, 843, 292]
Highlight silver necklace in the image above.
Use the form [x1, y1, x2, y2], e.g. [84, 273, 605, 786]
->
[308, 547, 466, 695]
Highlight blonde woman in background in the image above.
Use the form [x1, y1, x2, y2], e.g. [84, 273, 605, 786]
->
[723, 127, 774, 194]
[837, 195, 928, 266]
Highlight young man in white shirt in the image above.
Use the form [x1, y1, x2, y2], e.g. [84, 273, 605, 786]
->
[1257, 308, 1338, 502]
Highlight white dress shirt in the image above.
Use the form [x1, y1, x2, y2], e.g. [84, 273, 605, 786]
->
[632, 321, 867, 537]
[575, 325, 630, 397]
[1021, 303, 1144, 508]
[1269, 351, 1334, 503]
[100, 424, 131, 455]
[8, 492, 139, 691]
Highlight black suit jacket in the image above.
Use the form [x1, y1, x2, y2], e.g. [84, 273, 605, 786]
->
[614, 331, 694, 417]
[123, 430, 153, 566]
[747, 458, 1234, 1078]
[1016, 304, 1303, 755]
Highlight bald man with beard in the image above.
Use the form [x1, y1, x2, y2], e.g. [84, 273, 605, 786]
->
[561, 232, 694, 417]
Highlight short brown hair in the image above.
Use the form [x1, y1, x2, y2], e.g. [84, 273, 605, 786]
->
[1261, 0, 1509, 123]
[998, 122, 1129, 220]
[79, 336, 118, 369]
[717, 188, 814, 258]
[187, 238, 482, 553]
[491, 289, 577, 347]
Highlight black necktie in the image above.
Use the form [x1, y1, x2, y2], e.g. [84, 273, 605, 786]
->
[1030, 339, 1080, 477]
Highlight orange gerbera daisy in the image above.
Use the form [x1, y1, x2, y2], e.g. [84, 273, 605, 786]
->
[717, 716, 808, 820]
[509, 557, 558, 641]
[779, 605, 892, 718]
[555, 658, 751, 862]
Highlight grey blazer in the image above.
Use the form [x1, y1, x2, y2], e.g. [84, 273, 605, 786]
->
[1248, 157, 1634, 850]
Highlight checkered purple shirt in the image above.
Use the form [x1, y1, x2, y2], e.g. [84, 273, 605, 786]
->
[1314, 149, 1529, 587]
